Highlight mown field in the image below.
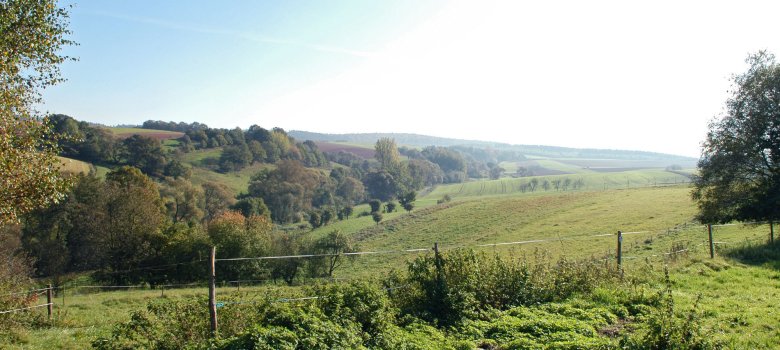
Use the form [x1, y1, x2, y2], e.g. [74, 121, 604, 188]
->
[179, 147, 274, 193]
[4, 180, 779, 349]
[314, 141, 376, 159]
[426, 169, 691, 199]
[56, 156, 110, 178]
[107, 127, 184, 140]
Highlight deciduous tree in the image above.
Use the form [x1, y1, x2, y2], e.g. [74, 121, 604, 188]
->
[0, 0, 74, 225]
[201, 181, 236, 222]
[693, 51, 780, 223]
[310, 230, 354, 277]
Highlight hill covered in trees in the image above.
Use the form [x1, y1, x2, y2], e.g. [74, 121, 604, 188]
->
[288, 130, 698, 164]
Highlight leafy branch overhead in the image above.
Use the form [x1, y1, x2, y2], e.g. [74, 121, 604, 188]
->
[0, 0, 76, 225]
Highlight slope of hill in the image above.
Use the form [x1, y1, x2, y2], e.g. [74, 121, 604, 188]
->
[108, 127, 184, 140]
[57, 156, 111, 177]
[313, 141, 375, 158]
[289, 130, 697, 165]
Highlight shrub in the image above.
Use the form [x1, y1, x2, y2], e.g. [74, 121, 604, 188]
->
[619, 269, 722, 349]
[391, 250, 615, 326]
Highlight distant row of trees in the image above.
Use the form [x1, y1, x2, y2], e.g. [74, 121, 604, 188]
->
[179, 125, 329, 171]
[50, 115, 190, 179]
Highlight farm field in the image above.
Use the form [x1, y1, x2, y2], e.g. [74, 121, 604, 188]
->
[499, 157, 696, 177]
[314, 141, 376, 159]
[426, 169, 691, 199]
[5, 184, 779, 349]
[179, 148, 274, 193]
[189, 163, 273, 194]
[107, 127, 184, 140]
[56, 156, 92, 175]
[179, 148, 223, 166]
[56, 157, 111, 178]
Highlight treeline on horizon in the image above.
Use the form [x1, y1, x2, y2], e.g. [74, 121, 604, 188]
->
[14, 116, 532, 285]
[286, 130, 698, 162]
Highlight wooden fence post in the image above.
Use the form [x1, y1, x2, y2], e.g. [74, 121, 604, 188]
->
[46, 284, 52, 320]
[770, 222, 774, 243]
[160, 285, 164, 298]
[208, 247, 218, 337]
[616, 231, 622, 268]
[708, 224, 714, 258]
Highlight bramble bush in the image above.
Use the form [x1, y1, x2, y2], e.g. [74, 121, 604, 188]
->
[389, 249, 617, 326]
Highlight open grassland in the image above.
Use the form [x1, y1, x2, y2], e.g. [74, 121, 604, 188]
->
[533, 159, 597, 174]
[56, 156, 92, 175]
[427, 169, 690, 199]
[180, 148, 276, 193]
[189, 163, 273, 194]
[107, 127, 184, 140]
[314, 141, 375, 159]
[500, 157, 696, 176]
[56, 157, 111, 178]
[1, 283, 304, 350]
[180, 148, 223, 167]
[334, 186, 698, 278]
[179, 147, 279, 189]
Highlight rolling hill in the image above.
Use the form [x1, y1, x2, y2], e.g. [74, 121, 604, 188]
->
[289, 130, 698, 165]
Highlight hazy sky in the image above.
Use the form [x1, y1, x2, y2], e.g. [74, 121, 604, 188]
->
[44, 0, 780, 157]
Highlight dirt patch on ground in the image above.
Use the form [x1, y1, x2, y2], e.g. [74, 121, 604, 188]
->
[599, 318, 631, 338]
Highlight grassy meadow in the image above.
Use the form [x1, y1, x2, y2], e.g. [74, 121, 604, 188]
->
[56, 157, 110, 178]
[179, 148, 275, 193]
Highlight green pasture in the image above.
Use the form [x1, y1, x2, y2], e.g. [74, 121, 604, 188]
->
[533, 159, 596, 174]
[189, 163, 273, 194]
[179, 148, 276, 193]
[1, 283, 303, 350]
[426, 169, 690, 199]
[179, 148, 223, 167]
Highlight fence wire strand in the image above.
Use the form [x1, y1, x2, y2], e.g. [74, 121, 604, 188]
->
[2, 221, 771, 304]
[0, 303, 53, 315]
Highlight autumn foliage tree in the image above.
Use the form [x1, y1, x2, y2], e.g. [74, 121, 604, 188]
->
[0, 0, 74, 225]
[208, 211, 273, 281]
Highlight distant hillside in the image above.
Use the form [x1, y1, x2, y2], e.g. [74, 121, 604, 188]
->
[288, 130, 697, 164]
[108, 127, 184, 140]
[314, 142, 375, 159]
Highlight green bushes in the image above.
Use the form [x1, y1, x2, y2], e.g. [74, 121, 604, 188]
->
[391, 250, 615, 326]
[93, 251, 721, 349]
[619, 270, 722, 350]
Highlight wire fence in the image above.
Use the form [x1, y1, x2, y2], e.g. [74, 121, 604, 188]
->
[1, 221, 774, 316]
[0, 303, 53, 315]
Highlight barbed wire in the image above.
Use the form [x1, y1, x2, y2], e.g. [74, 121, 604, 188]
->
[3, 287, 53, 298]
[3, 221, 770, 300]
[0, 303, 53, 315]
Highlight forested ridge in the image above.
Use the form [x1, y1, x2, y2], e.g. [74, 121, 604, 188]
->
[11, 115, 539, 287]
